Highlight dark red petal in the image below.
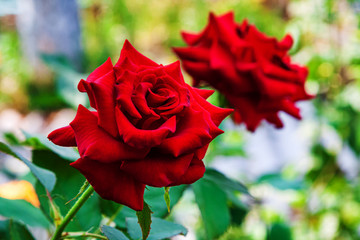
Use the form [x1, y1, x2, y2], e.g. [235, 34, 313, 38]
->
[116, 108, 176, 148]
[90, 70, 118, 138]
[266, 113, 284, 129]
[173, 47, 210, 62]
[227, 96, 264, 132]
[189, 86, 233, 126]
[278, 34, 293, 50]
[121, 153, 194, 187]
[131, 82, 156, 116]
[159, 108, 213, 157]
[78, 58, 113, 109]
[48, 126, 76, 147]
[70, 105, 149, 163]
[71, 158, 145, 211]
[253, 69, 298, 98]
[193, 88, 215, 100]
[78, 79, 97, 109]
[116, 40, 158, 67]
[115, 70, 142, 119]
[113, 56, 138, 77]
[280, 100, 301, 119]
[163, 61, 185, 84]
[181, 60, 213, 86]
[208, 12, 239, 46]
[168, 157, 205, 186]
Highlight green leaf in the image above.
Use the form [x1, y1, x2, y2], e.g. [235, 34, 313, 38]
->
[257, 173, 304, 190]
[163, 187, 170, 213]
[0, 142, 56, 192]
[33, 150, 101, 231]
[23, 131, 79, 161]
[192, 178, 231, 240]
[0, 197, 50, 228]
[266, 222, 293, 240]
[0, 219, 36, 240]
[99, 185, 186, 230]
[101, 225, 130, 240]
[0, 221, 10, 240]
[126, 217, 187, 240]
[204, 168, 250, 195]
[22, 131, 79, 161]
[145, 185, 187, 218]
[9, 219, 36, 240]
[136, 201, 152, 240]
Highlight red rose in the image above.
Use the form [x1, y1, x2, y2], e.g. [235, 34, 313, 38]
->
[48, 40, 232, 210]
[174, 12, 313, 131]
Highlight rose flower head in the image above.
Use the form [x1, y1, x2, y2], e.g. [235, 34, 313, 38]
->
[174, 12, 313, 131]
[48, 40, 232, 211]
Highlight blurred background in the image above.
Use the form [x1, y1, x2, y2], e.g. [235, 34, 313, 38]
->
[1, 0, 360, 239]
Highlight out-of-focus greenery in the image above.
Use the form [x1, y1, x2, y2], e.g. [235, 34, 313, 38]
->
[2, 0, 360, 239]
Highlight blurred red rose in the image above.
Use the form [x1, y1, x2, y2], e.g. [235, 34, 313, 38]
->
[174, 12, 313, 131]
[48, 40, 232, 210]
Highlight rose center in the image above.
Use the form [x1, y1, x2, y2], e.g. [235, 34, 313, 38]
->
[146, 87, 175, 108]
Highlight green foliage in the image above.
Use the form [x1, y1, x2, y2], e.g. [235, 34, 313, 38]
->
[136, 201, 152, 240]
[126, 217, 187, 240]
[0, 220, 35, 240]
[193, 178, 231, 240]
[266, 222, 293, 240]
[22, 131, 79, 161]
[0, 197, 50, 228]
[0, 142, 56, 192]
[33, 150, 102, 232]
[99, 185, 187, 229]
[204, 168, 249, 195]
[163, 187, 171, 213]
[256, 173, 304, 190]
[101, 225, 130, 240]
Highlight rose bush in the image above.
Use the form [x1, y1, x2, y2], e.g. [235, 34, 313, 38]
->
[48, 40, 232, 210]
[174, 12, 313, 131]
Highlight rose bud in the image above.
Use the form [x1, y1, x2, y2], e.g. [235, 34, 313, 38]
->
[48, 40, 232, 211]
[174, 11, 313, 131]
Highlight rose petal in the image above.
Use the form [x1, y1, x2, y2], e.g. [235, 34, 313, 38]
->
[158, 108, 213, 157]
[70, 105, 149, 163]
[173, 47, 210, 62]
[116, 40, 158, 67]
[253, 68, 298, 98]
[78, 58, 113, 109]
[114, 56, 138, 77]
[115, 70, 142, 119]
[115, 108, 176, 148]
[193, 88, 215, 100]
[163, 61, 186, 84]
[265, 113, 284, 128]
[168, 156, 205, 186]
[227, 96, 264, 132]
[189, 86, 233, 126]
[71, 157, 145, 211]
[48, 126, 76, 147]
[90, 70, 118, 138]
[121, 153, 194, 187]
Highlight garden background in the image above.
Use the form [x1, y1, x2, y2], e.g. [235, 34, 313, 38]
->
[1, 0, 360, 239]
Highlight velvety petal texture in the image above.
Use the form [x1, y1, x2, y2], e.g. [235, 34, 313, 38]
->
[48, 40, 232, 210]
[174, 11, 314, 131]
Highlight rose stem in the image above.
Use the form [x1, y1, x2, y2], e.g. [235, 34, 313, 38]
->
[106, 204, 123, 225]
[59, 232, 107, 239]
[50, 184, 95, 240]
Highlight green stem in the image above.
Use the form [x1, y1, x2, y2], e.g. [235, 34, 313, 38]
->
[51, 184, 95, 240]
[106, 204, 123, 225]
[60, 232, 107, 239]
